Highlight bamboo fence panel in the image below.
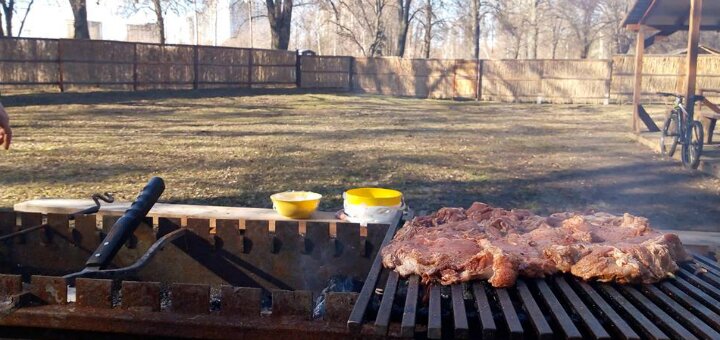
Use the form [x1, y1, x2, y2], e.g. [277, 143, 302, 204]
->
[300, 56, 351, 89]
[0, 38, 59, 90]
[3, 36, 720, 104]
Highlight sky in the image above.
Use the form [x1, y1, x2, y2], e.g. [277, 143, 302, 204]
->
[14, 0, 231, 45]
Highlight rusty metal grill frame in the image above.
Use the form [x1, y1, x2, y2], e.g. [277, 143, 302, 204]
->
[349, 229, 720, 339]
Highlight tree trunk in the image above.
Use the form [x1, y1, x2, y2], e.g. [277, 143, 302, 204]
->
[266, 0, 293, 50]
[529, 0, 539, 59]
[0, 11, 4, 37]
[422, 0, 431, 58]
[69, 0, 90, 39]
[471, 0, 480, 59]
[393, 0, 411, 57]
[152, 0, 165, 44]
[1, 0, 13, 37]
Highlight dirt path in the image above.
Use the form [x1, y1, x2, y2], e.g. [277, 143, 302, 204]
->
[1, 90, 719, 231]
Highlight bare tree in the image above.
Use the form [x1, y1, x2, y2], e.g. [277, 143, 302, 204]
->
[391, 0, 415, 57]
[321, 0, 389, 56]
[470, 0, 481, 59]
[600, 0, 632, 54]
[555, 0, 610, 58]
[16, 0, 35, 36]
[265, 0, 293, 49]
[69, 0, 90, 39]
[0, 0, 14, 36]
[121, 0, 190, 44]
[492, 1, 527, 59]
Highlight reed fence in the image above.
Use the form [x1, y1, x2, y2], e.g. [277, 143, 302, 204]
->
[3, 37, 720, 104]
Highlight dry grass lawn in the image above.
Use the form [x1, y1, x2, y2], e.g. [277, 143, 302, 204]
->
[2, 89, 719, 231]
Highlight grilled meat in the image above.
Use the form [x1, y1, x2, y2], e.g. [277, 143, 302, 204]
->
[381, 203, 689, 287]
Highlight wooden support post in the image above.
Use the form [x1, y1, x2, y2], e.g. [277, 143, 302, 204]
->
[57, 40, 65, 93]
[475, 59, 482, 101]
[248, 49, 254, 88]
[193, 45, 199, 90]
[684, 0, 703, 119]
[133, 44, 138, 91]
[632, 27, 645, 132]
[348, 57, 354, 91]
[452, 60, 458, 100]
[295, 50, 302, 88]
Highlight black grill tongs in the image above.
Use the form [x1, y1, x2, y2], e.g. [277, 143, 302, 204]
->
[63, 177, 187, 285]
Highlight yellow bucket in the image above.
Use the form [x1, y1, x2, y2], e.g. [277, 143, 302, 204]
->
[344, 188, 403, 207]
[271, 191, 322, 219]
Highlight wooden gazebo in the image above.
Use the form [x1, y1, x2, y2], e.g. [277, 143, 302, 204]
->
[623, 0, 720, 133]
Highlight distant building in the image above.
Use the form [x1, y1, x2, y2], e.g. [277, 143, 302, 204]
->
[127, 24, 161, 44]
[65, 21, 103, 39]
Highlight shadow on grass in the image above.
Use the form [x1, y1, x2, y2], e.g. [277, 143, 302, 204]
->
[1, 88, 349, 107]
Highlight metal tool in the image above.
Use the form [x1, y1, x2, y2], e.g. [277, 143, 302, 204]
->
[0, 192, 114, 243]
[64, 177, 166, 284]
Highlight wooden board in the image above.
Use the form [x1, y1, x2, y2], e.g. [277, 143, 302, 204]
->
[14, 199, 343, 223]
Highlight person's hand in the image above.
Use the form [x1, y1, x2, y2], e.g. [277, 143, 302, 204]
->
[0, 123, 11, 150]
[0, 104, 11, 150]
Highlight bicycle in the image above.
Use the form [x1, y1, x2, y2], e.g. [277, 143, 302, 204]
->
[658, 92, 704, 169]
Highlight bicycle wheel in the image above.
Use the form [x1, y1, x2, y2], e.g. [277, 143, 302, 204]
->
[681, 120, 704, 169]
[660, 112, 679, 157]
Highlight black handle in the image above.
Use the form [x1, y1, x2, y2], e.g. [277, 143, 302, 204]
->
[85, 177, 165, 269]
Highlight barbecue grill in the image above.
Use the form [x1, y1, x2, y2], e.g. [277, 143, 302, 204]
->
[348, 221, 720, 339]
[1, 191, 719, 339]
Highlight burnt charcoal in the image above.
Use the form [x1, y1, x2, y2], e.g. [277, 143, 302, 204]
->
[312, 276, 362, 319]
[210, 287, 221, 312]
[261, 290, 272, 315]
[159, 283, 171, 311]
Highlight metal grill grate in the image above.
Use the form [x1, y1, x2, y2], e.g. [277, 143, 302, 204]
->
[348, 223, 720, 340]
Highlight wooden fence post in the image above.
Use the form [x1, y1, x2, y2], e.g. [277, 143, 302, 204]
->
[133, 44, 138, 91]
[193, 45, 199, 90]
[295, 50, 302, 88]
[452, 60, 458, 100]
[476, 59, 482, 101]
[348, 57, 354, 91]
[248, 49, 254, 88]
[57, 39, 65, 92]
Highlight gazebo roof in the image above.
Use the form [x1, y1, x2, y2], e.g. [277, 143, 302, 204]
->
[623, 0, 720, 31]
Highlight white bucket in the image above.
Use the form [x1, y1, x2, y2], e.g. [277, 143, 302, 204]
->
[343, 194, 405, 225]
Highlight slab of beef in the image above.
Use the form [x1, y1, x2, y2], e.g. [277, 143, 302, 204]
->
[381, 202, 689, 287]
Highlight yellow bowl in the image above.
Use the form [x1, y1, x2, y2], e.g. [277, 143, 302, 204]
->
[271, 191, 322, 219]
[344, 188, 403, 207]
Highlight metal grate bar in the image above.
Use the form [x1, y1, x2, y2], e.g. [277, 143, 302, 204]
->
[496, 288, 523, 340]
[693, 254, 720, 273]
[516, 280, 552, 340]
[554, 276, 610, 340]
[686, 262, 720, 286]
[659, 281, 720, 331]
[619, 286, 698, 340]
[693, 260, 720, 278]
[374, 271, 400, 335]
[450, 284, 469, 339]
[574, 280, 640, 340]
[535, 279, 582, 340]
[400, 275, 419, 338]
[428, 285, 442, 339]
[702, 271, 720, 286]
[670, 276, 720, 315]
[598, 285, 668, 340]
[643, 284, 720, 339]
[472, 282, 497, 340]
[347, 213, 401, 332]
[679, 268, 720, 300]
